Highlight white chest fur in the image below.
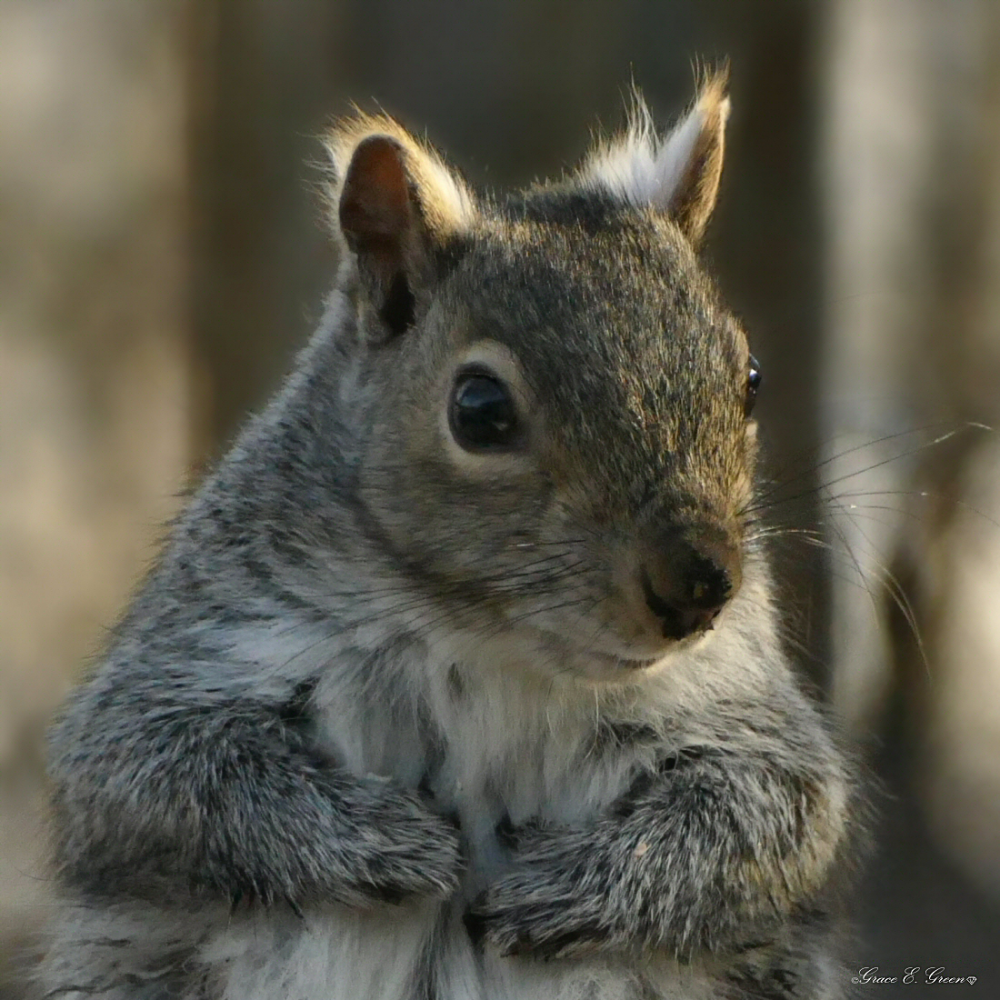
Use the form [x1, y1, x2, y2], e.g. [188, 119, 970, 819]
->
[204, 632, 726, 1000]
[313, 636, 658, 886]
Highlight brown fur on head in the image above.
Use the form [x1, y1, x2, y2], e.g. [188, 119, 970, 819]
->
[325, 75, 761, 679]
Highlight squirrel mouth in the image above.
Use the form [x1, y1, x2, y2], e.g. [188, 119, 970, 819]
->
[591, 651, 662, 671]
[622, 657, 660, 670]
[537, 631, 666, 673]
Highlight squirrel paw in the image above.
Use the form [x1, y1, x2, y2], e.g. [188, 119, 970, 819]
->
[216, 777, 466, 912]
[464, 830, 619, 960]
[465, 878, 612, 960]
[336, 787, 465, 905]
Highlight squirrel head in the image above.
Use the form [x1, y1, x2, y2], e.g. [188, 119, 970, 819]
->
[324, 74, 764, 681]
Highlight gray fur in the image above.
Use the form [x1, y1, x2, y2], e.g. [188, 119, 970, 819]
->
[41, 81, 855, 1000]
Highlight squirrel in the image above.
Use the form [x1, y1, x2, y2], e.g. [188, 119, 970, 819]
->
[41, 73, 854, 1000]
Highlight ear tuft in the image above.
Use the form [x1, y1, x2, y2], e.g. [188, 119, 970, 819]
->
[580, 70, 730, 244]
[325, 114, 476, 338]
[326, 112, 476, 245]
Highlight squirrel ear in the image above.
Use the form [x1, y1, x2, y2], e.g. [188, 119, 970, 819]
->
[581, 72, 730, 245]
[328, 117, 475, 338]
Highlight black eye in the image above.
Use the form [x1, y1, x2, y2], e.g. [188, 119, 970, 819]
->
[449, 370, 520, 451]
[744, 355, 762, 417]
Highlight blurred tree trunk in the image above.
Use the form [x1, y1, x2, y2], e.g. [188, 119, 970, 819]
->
[185, 0, 342, 456]
[823, 0, 1000, 977]
[0, 0, 196, 990]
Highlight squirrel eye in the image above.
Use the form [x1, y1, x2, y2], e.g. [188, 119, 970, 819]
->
[744, 355, 762, 418]
[449, 370, 520, 451]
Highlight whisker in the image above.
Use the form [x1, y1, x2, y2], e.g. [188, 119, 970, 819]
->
[820, 485, 930, 678]
[750, 419, 979, 510]
[747, 422, 992, 517]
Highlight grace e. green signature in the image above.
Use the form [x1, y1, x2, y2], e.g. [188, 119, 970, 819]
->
[853, 967, 977, 986]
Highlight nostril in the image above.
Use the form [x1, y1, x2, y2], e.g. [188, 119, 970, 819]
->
[686, 557, 732, 610]
[640, 553, 735, 641]
[640, 570, 698, 641]
[678, 604, 721, 637]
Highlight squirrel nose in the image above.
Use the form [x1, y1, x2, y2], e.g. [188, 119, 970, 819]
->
[640, 535, 741, 641]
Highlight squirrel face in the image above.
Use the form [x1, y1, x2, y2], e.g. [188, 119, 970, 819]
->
[329, 76, 760, 678]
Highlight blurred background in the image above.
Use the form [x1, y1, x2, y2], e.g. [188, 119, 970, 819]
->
[2, 0, 999, 995]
